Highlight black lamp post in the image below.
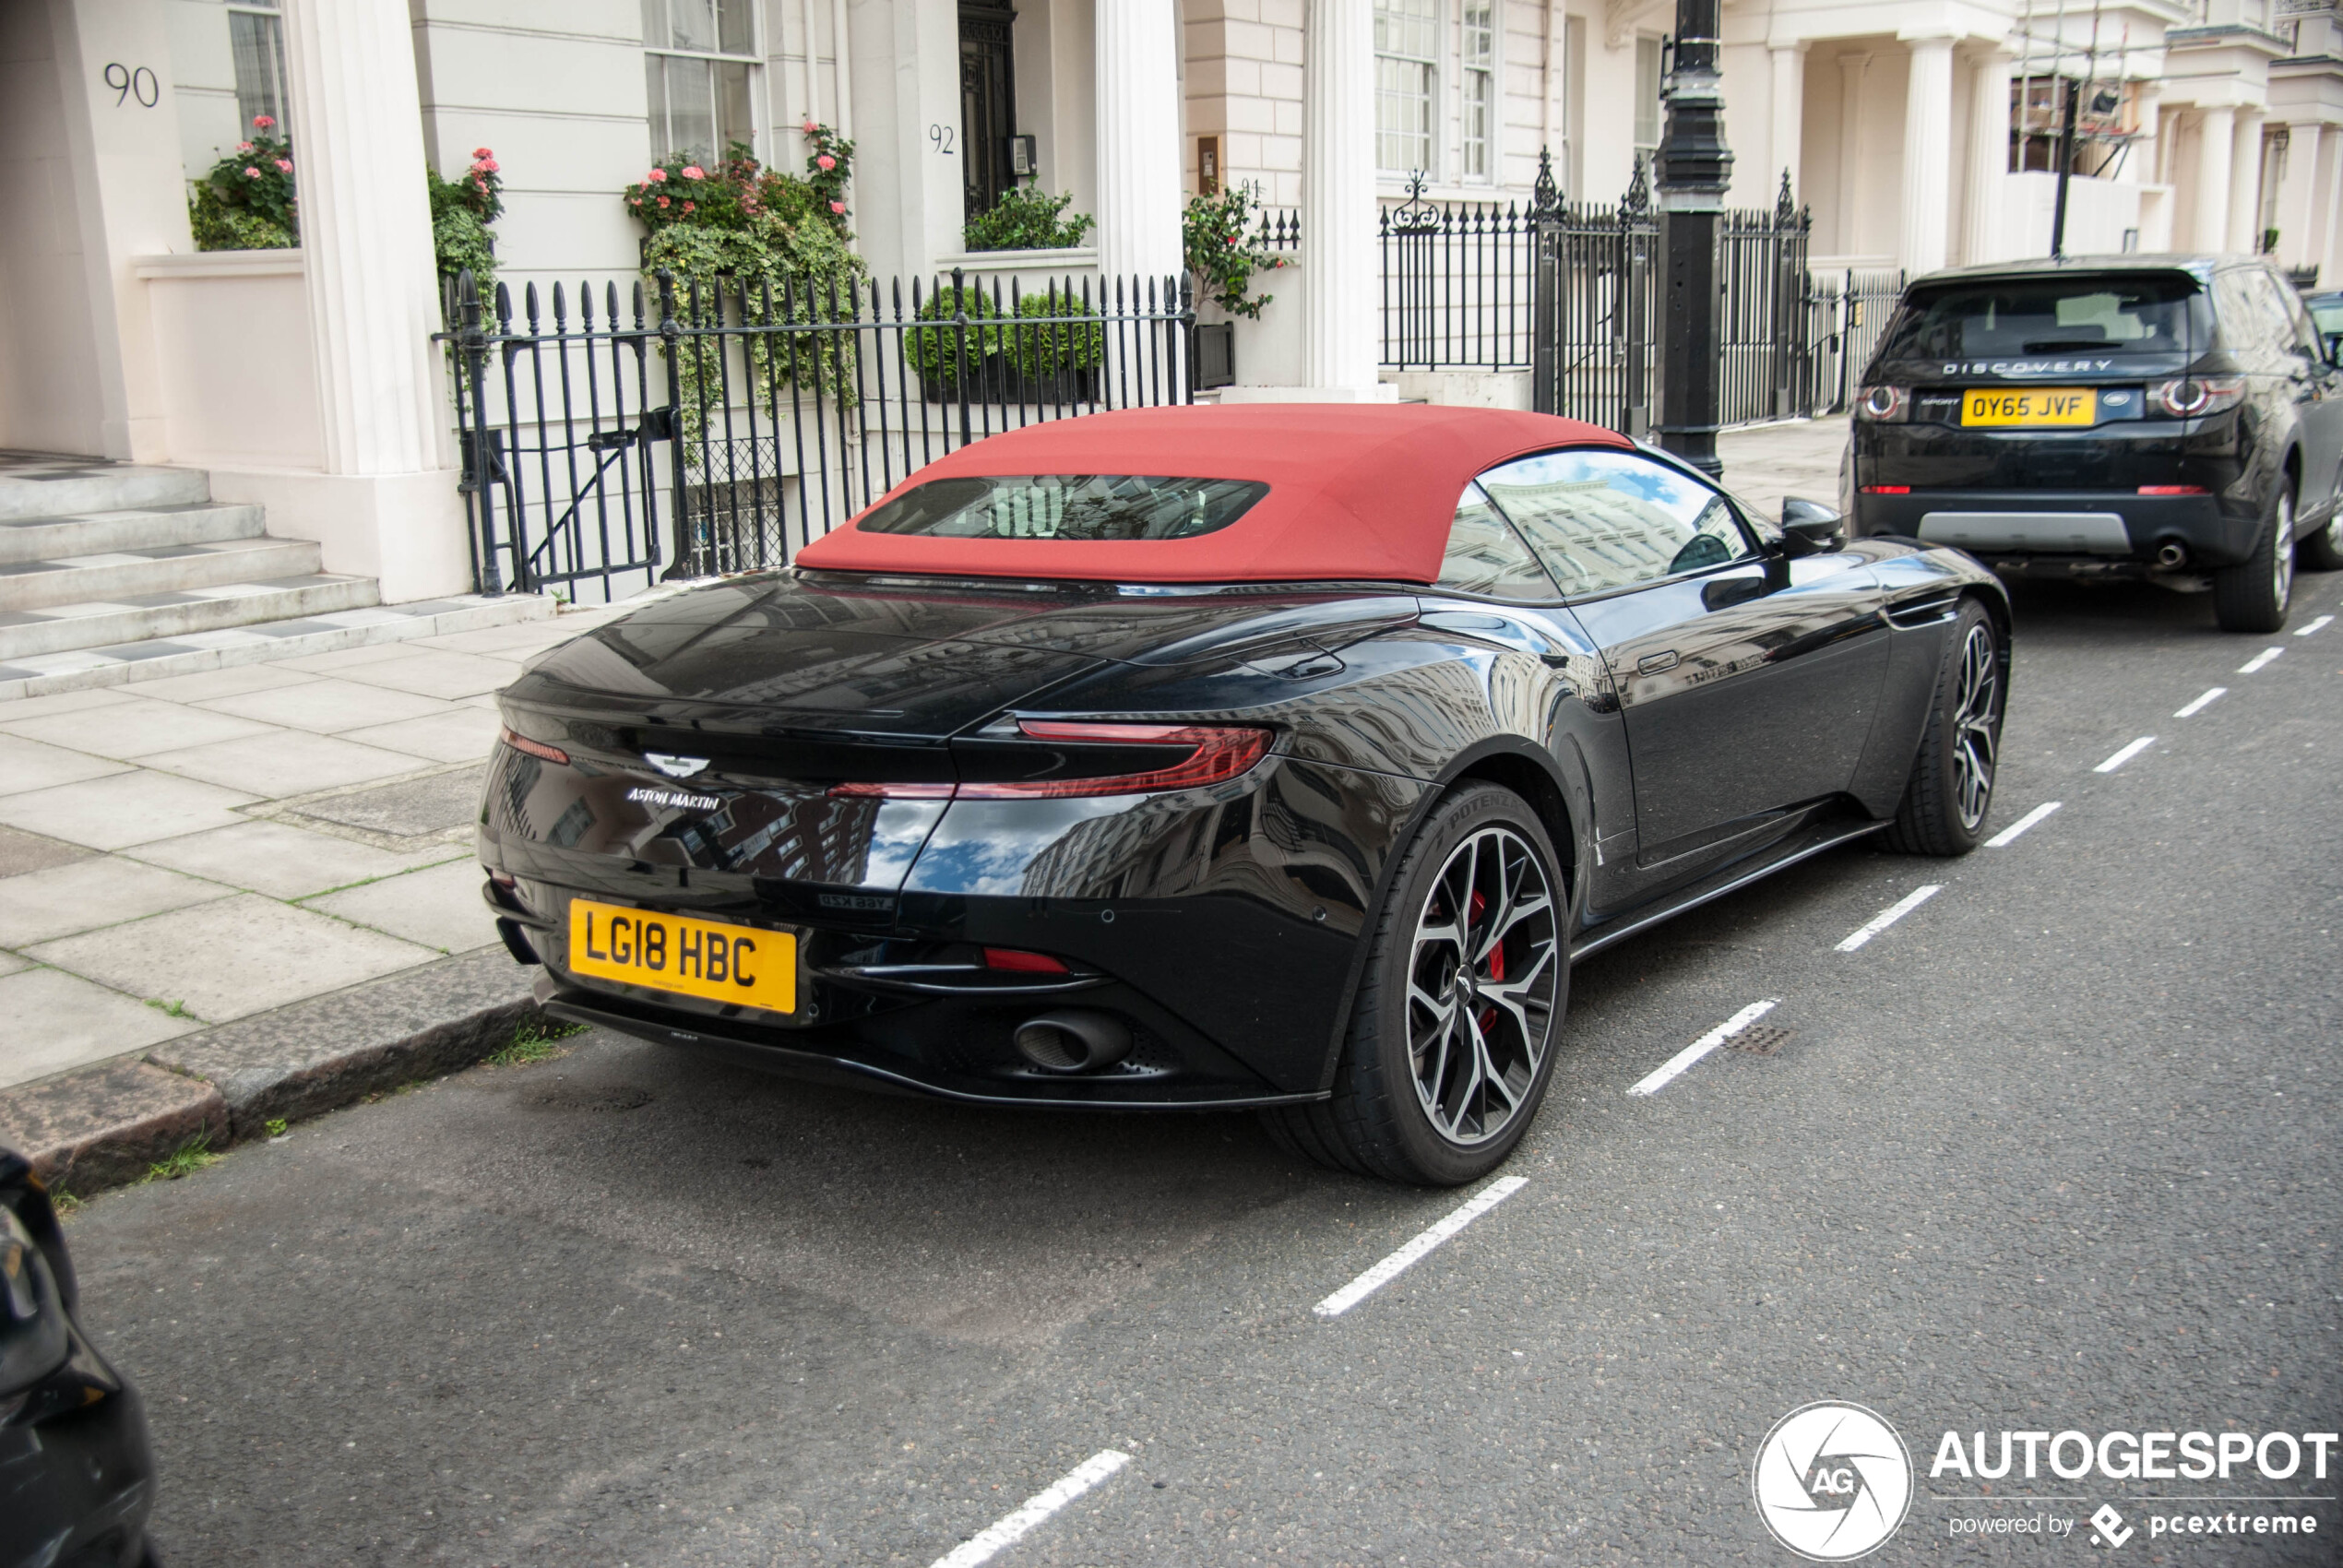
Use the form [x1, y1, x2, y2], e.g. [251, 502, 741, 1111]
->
[1654, 0, 1734, 477]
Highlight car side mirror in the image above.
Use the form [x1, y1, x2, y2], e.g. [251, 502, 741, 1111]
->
[1778, 496, 1847, 556]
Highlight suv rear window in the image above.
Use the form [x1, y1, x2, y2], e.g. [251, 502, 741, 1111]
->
[1879, 275, 2210, 360]
[856, 475, 1269, 541]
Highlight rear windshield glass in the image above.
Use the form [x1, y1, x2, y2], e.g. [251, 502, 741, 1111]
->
[855, 475, 1269, 541]
[1878, 275, 2209, 360]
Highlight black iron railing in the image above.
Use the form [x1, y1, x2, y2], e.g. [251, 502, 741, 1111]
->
[436, 268, 1193, 600]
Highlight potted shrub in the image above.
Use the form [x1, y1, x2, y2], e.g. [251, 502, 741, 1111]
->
[904, 283, 1009, 400]
[963, 187, 1096, 254]
[1004, 291, 1104, 401]
[188, 115, 296, 250]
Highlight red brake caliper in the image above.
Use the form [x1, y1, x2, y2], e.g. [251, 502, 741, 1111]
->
[1469, 889, 1502, 1033]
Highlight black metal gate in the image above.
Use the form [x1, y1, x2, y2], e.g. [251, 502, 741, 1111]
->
[438, 267, 1194, 601]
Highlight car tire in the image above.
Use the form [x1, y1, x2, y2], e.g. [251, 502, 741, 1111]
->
[1262, 783, 1566, 1186]
[2301, 507, 2343, 572]
[1882, 600, 2004, 858]
[2213, 486, 2296, 633]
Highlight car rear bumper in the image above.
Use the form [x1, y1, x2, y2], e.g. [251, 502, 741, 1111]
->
[1851, 490, 2256, 568]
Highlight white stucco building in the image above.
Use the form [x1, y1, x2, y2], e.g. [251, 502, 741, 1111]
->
[5, 0, 2342, 612]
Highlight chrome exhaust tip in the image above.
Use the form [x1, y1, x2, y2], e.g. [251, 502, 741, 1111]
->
[2155, 540, 2189, 569]
[1013, 1011, 1134, 1074]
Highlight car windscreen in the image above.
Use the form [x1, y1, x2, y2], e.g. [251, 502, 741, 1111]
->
[1876, 275, 2211, 361]
[2310, 297, 2343, 336]
[855, 475, 1270, 541]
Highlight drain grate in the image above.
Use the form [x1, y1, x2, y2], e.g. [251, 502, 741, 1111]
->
[1723, 1024, 1795, 1056]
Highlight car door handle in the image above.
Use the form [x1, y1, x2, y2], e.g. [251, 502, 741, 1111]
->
[1636, 650, 1681, 675]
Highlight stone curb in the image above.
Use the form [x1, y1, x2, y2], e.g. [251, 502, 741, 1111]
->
[0, 947, 544, 1196]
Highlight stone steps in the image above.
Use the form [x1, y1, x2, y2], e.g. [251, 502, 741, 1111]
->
[0, 536, 328, 615]
[0, 501, 266, 565]
[0, 575, 381, 660]
[0, 459, 210, 521]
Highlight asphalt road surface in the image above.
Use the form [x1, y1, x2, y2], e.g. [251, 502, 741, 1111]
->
[60, 564, 2342, 1566]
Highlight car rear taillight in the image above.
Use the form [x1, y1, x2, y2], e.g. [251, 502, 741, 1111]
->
[827, 720, 1272, 802]
[2137, 484, 2210, 495]
[2147, 376, 2245, 418]
[1856, 385, 1910, 422]
[500, 726, 568, 765]
[1861, 485, 1911, 494]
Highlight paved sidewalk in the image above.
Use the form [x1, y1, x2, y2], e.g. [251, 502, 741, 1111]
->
[0, 606, 619, 1091]
[1716, 416, 1850, 519]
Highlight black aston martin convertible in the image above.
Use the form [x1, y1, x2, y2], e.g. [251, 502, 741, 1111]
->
[481, 405, 2008, 1184]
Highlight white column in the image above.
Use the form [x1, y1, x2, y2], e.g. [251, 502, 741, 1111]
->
[1837, 53, 1870, 254]
[269, 0, 468, 600]
[1899, 37, 1956, 273]
[2229, 109, 2266, 252]
[1964, 50, 2011, 264]
[1769, 43, 1806, 205]
[1302, 0, 1379, 392]
[2194, 106, 2236, 254]
[2311, 124, 2341, 282]
[1094, 0, 1184, 289]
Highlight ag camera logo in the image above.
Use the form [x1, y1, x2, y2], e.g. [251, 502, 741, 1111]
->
[1753, 1401, 1914, 1560]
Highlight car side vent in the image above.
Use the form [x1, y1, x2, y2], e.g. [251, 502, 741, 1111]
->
[1882, 590, 1962, 629]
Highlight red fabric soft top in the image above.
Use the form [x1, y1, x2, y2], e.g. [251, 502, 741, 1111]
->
[791, 403, 1628, 584]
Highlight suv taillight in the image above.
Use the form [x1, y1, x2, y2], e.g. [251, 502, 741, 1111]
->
[2148, 376, 2245, 418]
[1855, 385, 1910, 422]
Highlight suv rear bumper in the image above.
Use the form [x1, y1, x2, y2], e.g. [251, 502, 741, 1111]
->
[1851, 489, 2256, 569]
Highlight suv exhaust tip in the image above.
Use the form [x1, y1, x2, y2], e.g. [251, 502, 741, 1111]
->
[2154, 541, 2191, 569]
[1014, 1011, 1134, 1074]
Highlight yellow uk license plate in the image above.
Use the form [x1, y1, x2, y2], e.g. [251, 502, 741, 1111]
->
[567, 898, 795, 1014]
[1961, 387, 2097, 426]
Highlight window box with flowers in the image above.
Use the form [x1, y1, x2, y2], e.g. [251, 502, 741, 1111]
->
[188, 115, 296, 250]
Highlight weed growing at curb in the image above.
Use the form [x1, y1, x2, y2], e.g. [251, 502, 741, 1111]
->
[264, 1118, 289, 1138]
[145, 998, 192, 1018]
[487, 1017, 588, 1067]
[144, 1134, 220, 1183]
[51, 1190, 82, 1218]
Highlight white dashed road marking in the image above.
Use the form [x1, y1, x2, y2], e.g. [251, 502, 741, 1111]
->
[2297, 614, 2334, 636]
[2174, 687, 2227, 719]
[1626, 1000, 1780, 1099]
[929, 1451, 1133, 1568]
[2239, 647, 2284, 673]
[1313, 1176, 1529, 1319]
[2094, 737, 2156, 773]
[1986, 802, 2062, 848]
[1836, 885, 1944, 952]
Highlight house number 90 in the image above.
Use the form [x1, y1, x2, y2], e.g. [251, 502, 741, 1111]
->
[105, 63, 161, 108]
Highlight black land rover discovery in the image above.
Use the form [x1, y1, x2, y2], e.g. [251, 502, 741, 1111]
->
[1846, 255, 2343, 632]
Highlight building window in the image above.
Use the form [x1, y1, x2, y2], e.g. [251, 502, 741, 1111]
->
[1375, 0, 1439, 176]
[643, 0, 758, 164]
[959, 0, 1018, 221]
[227, 2, 287, 134]
[1633, 36, 1663, 162]
[1460, 0, 1495, 180]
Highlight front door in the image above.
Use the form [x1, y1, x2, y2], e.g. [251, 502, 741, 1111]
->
[1480, 448, 1890, 879]
[958, 1, 1017, 222]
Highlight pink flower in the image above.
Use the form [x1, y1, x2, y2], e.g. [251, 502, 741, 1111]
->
[816, 154, 836, 171]
[236, 141, 254, 153]
[803, 118, 816, 134]
[473, 146, 493, 159]
[482, 159, 498, 172]
[829, 200, 846, 214]
[656, 195, 670, 208]
[253, 114, 274, 129]
[683, 199, 696, 211]
[680, 165, 705, 180]
[629, 196, 642, 206]
[243, 166, 261, 178]
[646, 168, 667, 183]
[275, 158, 292, 172]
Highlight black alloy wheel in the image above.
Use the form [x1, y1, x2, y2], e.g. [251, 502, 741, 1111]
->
[1265, 782, 1564, 1186]
[2214, 485, 2296, 634]
[1884, 600, 2004, 857]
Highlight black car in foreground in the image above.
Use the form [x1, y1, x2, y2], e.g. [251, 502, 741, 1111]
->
[0, 1151, 157, 1568]
[482, 405, 2009, 1183]
[1848, 254, 2343, 632]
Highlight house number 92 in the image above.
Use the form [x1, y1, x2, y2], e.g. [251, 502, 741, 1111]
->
[929, 124, 955, 155]
[105, 63, 161, 108]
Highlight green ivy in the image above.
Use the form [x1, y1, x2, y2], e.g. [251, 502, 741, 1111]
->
[429, 147, 505, 290]
[964, 186, 1097, 253]
[189, 183, 293, 251]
